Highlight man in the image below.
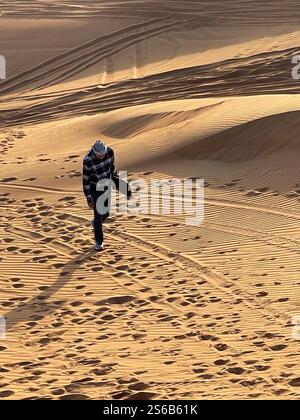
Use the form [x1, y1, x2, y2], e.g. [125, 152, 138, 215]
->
[83, 140, 131, 251]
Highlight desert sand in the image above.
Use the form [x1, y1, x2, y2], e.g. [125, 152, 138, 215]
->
[0, 0, 300, 400]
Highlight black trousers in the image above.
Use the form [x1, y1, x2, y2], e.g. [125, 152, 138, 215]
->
[91, 187, 109, 245]
[91, 175, 130, 244]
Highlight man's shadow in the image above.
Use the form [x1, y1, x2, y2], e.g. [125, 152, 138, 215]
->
[4, 249, 94, 332]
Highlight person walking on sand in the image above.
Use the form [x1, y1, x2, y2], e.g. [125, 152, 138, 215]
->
[83, 140, 132, 251]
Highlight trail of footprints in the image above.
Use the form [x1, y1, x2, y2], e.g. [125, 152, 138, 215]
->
[0, 151, 83, 184]
[217, 178, 300, 202]
[0, 190, 300, 399]
[0, 130, 26, 165]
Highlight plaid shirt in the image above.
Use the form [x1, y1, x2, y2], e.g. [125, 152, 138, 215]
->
[82, 147, 115, 201]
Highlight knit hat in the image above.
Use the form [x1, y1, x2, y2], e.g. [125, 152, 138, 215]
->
[92, 140, 107, 155]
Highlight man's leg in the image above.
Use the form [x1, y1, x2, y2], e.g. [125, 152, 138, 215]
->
[93, 195, 104, 245]
[112, 173, 131, 198]
[102, 211, 110, 223]
[101, 188, 111, 224]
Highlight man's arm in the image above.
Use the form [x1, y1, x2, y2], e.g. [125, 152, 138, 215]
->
[82, 161, 93, 204]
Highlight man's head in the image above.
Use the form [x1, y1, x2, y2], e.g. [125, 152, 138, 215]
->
[92, 140, 107, 159]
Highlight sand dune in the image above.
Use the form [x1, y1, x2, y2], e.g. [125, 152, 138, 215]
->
[1, 44, 300, 127]
[0, 0, 300, 401]
[176, 110, 300, 159]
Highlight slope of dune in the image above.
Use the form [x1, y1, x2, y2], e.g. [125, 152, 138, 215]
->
[1, 0, 300, 401]
[176, 110, 300, 160]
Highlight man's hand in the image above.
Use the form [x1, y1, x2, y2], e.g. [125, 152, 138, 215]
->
[87, 199, 94, 209]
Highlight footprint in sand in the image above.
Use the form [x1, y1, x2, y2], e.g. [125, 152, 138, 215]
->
[289, 378, 300, 387]
[12, 283, 25, 289]
[3, 238, 15, 243]
[256, 187, 269, 193]
[24, 177, 37, 182]
[1, 177, 18, 182]
[52, 389, 65, 396]
[286, 191, 299, 198]
[245, 190, 262, 197]
[128, 382, 150, 391]
[225, 181, 238, 187]
[227, 367, 246, 375]
[0, 390, 14, 398]
[68, 170, 81, 178]
[125, 391, 156, 400]
[58, 196, 76, 203]
[270, 344, 288, 351]
[14, 131, 26, 139]
[64, 155, 80, 163]
[6, 246, 19, 253]
[59, 394, 89, 400]
[25, 201, 37, 208]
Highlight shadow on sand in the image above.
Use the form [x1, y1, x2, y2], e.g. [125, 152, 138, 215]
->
[4, 248, 95, 331]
